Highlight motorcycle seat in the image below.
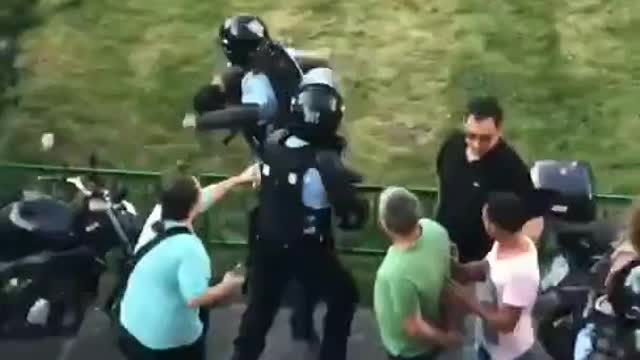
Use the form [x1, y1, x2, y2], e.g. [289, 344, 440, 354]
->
[9, 199, 73, 235]
[546, 216, 618, 251]
[0, 246, 94, 277]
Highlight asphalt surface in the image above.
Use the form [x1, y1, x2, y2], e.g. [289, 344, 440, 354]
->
[0, 304, 388, 360]
[0, 304, 555, 360]
[0, 273, 554, 360]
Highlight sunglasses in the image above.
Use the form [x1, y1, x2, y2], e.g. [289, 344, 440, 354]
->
[465, 131, 494, 143]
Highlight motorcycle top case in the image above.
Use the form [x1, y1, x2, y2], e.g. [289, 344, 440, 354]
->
[530, 160, 596, 223]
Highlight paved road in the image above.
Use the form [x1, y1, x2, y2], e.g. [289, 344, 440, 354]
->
[0, 303, 554, 360]
[0, 274, 553, 360]
[1, 304, 389, 360]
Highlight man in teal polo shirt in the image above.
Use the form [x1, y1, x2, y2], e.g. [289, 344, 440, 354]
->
[118, 166, 256, 359]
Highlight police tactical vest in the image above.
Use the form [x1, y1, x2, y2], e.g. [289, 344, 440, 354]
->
[257, 139, 331, 248]
[253, 42, 303, 128]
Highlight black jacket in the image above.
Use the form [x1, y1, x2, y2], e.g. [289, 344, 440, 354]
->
[435, 131, 536, 262]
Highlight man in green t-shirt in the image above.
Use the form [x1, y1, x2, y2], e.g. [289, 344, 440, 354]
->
[374, 186, 462, 359]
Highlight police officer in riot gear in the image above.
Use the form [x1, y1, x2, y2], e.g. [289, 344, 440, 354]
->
[187, 15, 341, 346]
[189, 15, 281, 153]
[190, 15, 304, 155]
[218, 15, 271, 69]
[192, 14, 332, 151]
[228, 68, 367, 360]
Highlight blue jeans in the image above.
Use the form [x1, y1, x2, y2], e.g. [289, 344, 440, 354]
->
[573, 323, 595, 360]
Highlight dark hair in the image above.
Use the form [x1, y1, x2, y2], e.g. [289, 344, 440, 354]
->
[467, 96, 503, 127]
[486, 192, 527, 233]
[193, 84, 226, 115]
[158, 169, 200, 223]
[221, 65, 245, 105]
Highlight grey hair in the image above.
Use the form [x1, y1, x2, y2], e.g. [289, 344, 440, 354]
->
[378, 186, 422, 236]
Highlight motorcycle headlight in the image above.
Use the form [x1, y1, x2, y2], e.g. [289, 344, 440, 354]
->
[88, 198, 109, 212]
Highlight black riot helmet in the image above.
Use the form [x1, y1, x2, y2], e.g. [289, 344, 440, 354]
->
[218, 15, 270, 68]
[289, 68, 344, 145]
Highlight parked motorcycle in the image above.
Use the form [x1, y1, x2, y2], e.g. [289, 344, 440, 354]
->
[532, 160, 622, 360]
[0, 173, 141, 339]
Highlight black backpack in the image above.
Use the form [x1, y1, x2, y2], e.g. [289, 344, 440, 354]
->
[106, 225, 192, 323]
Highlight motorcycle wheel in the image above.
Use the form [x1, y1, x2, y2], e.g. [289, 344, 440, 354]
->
[538, 299, 587, 360]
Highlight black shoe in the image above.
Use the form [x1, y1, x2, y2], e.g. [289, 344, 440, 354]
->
[290, 314, 319, 343]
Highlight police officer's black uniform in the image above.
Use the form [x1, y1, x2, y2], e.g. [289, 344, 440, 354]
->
[193, 15, 343, 345]
[230, 72, 368, 360]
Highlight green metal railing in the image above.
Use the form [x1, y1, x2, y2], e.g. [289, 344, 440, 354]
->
[0, 161, 637, 258]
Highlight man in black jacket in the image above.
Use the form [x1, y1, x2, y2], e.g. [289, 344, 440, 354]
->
[435, 96, 545, 358]
[435, 96, 543, 264]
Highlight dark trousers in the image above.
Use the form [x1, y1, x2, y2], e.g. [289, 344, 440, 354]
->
[288, 233, 336, 341]
[245, 207, 331, 342]
[200, 307, 209, 344]
[477, 346, 491, 360]
[117, 324, 205, 360]
[232, 238, 358, 360]
[387, 346, 441, 360]
[289, 280, 321, 341]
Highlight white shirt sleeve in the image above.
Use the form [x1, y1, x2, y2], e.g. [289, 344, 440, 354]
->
[241, 72, 277, 123]
[134, 204, 162, 253]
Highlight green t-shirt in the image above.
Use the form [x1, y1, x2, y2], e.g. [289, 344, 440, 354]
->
[373, 218, 452, 357]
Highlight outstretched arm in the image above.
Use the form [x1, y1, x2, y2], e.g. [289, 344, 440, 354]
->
[188, 271, 244, 308]
[193, 105, 261, 132]
[450, 260, 489, 284]
[198, 164, 258, 213]
[187, 72, 275, 133]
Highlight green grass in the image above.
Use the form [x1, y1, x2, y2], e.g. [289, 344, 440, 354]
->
[2, 0, 640, 193]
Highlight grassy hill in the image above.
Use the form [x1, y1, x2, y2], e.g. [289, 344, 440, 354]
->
[2, 0, 640, 193]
